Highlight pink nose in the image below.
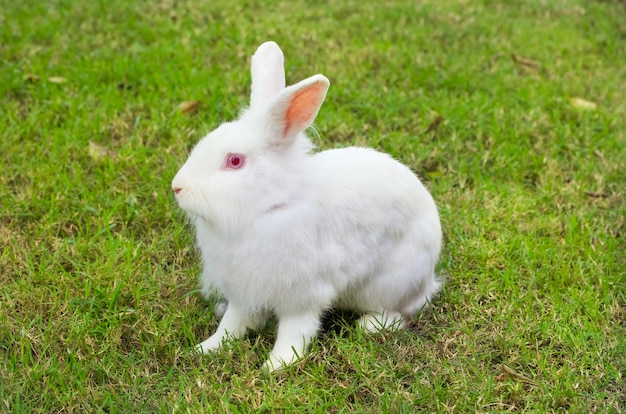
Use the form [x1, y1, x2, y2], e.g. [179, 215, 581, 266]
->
[173, 187, 182, 195]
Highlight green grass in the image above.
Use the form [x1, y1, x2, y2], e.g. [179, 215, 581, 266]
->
[1, 0, 625, 411]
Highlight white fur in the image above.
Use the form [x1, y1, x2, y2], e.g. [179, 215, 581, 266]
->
[172, 41, 442, 372]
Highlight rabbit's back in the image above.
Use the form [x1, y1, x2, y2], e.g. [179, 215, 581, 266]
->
[313, 147, 438, 220]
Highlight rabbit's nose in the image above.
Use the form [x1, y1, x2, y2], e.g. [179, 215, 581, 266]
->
[173, 187, 182, 195]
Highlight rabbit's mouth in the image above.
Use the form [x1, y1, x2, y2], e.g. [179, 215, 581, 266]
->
[267, 203, 287, 213]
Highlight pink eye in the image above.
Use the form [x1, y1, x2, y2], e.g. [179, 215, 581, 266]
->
[225, 153, 246, 170]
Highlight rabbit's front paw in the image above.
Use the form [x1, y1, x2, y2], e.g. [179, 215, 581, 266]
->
[195, 335, 225, 354]
[261, 351, 297, 373]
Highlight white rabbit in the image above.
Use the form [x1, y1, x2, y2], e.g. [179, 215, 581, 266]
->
[172, 41, 442, 372]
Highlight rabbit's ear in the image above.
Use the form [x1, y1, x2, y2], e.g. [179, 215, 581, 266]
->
[250, 41, 286, 108]
[267, 74, 330, 144]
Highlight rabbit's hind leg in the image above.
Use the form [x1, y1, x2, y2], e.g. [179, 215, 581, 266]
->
[357, 310, 405, 332]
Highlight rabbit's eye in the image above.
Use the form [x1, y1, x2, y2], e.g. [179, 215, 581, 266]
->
[225, 153, 246, 170]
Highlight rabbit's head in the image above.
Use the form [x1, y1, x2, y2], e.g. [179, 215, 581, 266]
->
[172, 42, 329, 232]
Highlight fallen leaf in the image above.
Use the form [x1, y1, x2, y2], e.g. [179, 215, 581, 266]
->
[24, 74, 40, 82]
[511, 54, 542, 70]
[500, 364, 540, 387]
[48, 76, 67, 84]
[179, 100, 200, 114]
[424, 115, 444, 134]
[88, 141, 117, 161]
[569, 97, 597, 111]
[585, 191, 608, 198]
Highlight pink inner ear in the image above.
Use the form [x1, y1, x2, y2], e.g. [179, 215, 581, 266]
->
[283, 82, 326, 137]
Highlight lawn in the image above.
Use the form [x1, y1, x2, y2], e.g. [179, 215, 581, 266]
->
[1, 0, 625, 412]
